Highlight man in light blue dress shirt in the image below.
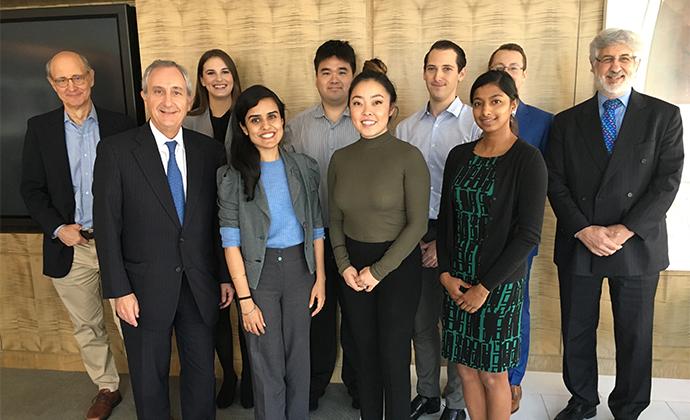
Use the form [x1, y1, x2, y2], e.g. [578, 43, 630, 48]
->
[284, 40, 360, 411]
[21, 50, 135, 420]
[397, 40, 480, 420]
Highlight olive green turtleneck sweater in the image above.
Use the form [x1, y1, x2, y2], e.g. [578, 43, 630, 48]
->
[327, 130, 430, 280]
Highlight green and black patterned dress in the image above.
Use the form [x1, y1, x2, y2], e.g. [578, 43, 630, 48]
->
[441, 155, 524, 372]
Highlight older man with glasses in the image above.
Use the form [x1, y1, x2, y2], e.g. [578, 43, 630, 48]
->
[21, 50, 135, 419]
[546, 28, 684, 420]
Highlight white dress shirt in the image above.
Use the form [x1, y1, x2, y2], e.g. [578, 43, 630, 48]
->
[150, 121, 188, 196]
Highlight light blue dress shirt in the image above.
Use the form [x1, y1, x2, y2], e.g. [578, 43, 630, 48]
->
[597, 88, 632, 133]
[285, 104, 358, 225]
[396, 97, 481, 219]
[64, 105, 100, 230]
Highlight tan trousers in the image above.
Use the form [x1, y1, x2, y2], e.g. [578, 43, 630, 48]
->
[50, 240, 120, 391]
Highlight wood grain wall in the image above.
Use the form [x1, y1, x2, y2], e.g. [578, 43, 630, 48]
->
[2, 0, 689, 380]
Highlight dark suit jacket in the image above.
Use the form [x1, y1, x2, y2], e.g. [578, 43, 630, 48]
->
[516, 101, 553, 259]
[516, 101, 553, 154]
[546, 90, 684, 276]
[93, 124, 230, 330]
[20, 106, 135, 278]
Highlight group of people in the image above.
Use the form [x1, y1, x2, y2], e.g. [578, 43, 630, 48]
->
[20, 26, 683, 420]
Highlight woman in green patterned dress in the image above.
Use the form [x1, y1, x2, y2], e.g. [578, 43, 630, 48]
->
[437, 70, 548, 420]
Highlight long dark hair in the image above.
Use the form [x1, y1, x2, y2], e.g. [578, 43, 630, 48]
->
[470, 70, 520, 135]
[230, 85, 286, 201]
[189, 49, 242, 116]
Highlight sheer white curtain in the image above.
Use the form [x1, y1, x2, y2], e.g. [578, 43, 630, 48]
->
[605, 0, 690, 270]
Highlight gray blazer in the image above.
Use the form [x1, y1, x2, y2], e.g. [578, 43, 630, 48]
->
[217, 149, 323, 289]
[184, 108, 233, 156]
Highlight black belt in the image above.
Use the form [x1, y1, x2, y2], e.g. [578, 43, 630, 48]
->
[80, 229, 95, 240]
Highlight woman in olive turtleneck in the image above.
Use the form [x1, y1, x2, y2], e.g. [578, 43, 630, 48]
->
[327, 59, 430, 420]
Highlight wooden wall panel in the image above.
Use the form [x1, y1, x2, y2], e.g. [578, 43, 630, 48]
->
[2, 0, 690, 381]
[135, 0, 371, 119]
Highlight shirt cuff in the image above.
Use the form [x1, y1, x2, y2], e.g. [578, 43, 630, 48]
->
[220, 227, 240, 247]
[313, 227, 325, 241]
[52, 224, 66, 239]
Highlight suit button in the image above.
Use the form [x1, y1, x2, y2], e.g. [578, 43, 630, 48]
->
[641, 158, 647, 164]
[258, 235, 265, 240]
[627, 192, 633, 198]
[175, 266, 182, 273]
[581, 196, 587, 201]
[179, 237, 185, 243]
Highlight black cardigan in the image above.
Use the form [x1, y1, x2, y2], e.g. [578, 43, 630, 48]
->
[437, 139, 548, 291]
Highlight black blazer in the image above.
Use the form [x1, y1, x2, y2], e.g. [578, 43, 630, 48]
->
[21, 106, 135, 278]
[93, 124, 230, 330]
[437, 139, 548, 291]
[546, 90, 684, 276]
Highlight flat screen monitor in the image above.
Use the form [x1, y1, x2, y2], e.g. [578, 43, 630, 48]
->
[0, 4, 143, 232]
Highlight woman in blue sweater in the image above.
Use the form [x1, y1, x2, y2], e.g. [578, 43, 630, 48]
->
[217, 85, 326, 420]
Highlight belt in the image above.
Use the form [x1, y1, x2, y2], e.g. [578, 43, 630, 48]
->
[80, 229, 95, 240]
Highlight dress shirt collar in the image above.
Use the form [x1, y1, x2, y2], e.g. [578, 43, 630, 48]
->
[597, 87, 632, 110]
[63, 104, 98, 126]
[312, 103, 351, 120]
[422, 96, 463, 120]
[149, 121, 185, 149]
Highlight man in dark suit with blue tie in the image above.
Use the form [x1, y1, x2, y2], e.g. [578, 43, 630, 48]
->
[488, 43, 553, 414]
[546, 29, 684, 420]
[93, 59, 233, 419]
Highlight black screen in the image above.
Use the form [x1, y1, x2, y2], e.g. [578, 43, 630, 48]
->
[0, 5, 142, 230]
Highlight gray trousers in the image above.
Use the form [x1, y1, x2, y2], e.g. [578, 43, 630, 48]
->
[246, 245, 313, 420]
[413, 264, 465, 409]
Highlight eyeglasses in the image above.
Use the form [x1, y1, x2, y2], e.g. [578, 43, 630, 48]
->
[490, 65, 523, 73]
[52, 73, 89, 88]
[594, 55, 637, 65]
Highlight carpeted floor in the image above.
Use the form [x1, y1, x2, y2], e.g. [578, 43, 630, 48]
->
[0, 368, 359, 419]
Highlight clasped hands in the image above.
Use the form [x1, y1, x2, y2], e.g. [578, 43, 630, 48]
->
[342, 266, 380, 292]
[575, 224, 634, 257]
[440, 272, 489, 314]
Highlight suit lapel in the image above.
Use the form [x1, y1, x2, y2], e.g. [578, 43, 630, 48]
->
[282, 151, 303, 208]
[200, 109, 214, 137]
[48, 108, 74, 199]
[576, 96, 609, 172]
[182, 129, 202, 227]
[132, 125, 181, 228]
[516, 102, 529, 138]
[600, 90, 647, 187]
[255, 181, 271, 219]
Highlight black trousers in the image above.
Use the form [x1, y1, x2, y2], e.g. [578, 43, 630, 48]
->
[121, 275, 216, 420]
[215, 299, 252, 393]
[310, 232, 358, 400]
[558, 269, 659, 420]
[340, 237, 421, 420]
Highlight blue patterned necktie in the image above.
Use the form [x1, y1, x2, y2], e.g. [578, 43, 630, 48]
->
[165, 141, 185, 223]
[602, 99, 623, 154]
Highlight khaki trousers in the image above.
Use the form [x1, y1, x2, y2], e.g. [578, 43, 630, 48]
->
[50, 240, 120, 391]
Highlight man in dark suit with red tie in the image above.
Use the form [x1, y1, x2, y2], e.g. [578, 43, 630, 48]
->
[93, 59, 232, 419]
[546, 29, 684, 420]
